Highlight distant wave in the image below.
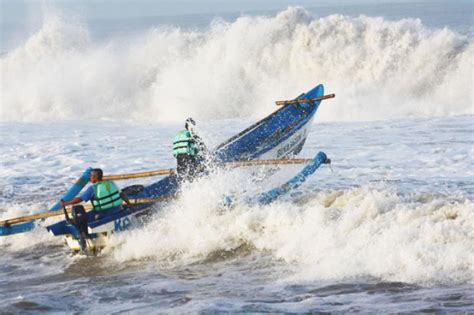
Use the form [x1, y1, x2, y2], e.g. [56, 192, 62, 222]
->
[1, 7, 473, 122]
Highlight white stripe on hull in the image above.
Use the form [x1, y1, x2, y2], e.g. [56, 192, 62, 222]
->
[259, 124, 310, 160]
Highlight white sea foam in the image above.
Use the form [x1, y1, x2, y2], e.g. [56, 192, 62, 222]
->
[112, 182, 474, 285]
[1, 8, 472, 122]
[0, 210, 63, 251]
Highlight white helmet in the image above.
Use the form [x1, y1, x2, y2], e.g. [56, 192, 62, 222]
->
[185, 117, 196, 130]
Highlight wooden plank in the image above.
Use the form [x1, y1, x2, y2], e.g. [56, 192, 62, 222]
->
[275, 94, 335, 106]
[227, 158, 312, 167]
[103, 169, 175, 180]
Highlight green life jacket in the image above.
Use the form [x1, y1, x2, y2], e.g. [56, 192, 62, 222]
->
[173, 129, 197, 157]
[91, 180, 123, 211]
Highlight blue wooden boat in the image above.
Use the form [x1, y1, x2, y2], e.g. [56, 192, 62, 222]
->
[1, 83, 330, 252]
[123, 83, 327, 203]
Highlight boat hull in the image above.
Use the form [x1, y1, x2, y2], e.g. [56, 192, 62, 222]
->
[47, 83, 327, 253]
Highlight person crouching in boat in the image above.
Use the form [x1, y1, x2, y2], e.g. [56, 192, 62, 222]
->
[61, 168, 131, 220]
[173, 118, 209, 182]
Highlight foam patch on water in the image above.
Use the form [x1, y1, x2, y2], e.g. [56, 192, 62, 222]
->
[0, 214, 63, 251]
[110, 169, 261, 264]
[264, 188, 473, 285]
[1, 7, 472, 122]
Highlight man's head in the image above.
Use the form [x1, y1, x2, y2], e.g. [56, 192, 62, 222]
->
[185, 117, 196, 131]
[90, 168, 103, 183]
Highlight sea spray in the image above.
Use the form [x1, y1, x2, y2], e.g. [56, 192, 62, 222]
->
[112, 183, 474, 285]
[1, 7, 472, 122]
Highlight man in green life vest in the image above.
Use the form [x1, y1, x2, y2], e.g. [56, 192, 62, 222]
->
[173, 118, 208, 182]
[61, 168, 131, 220]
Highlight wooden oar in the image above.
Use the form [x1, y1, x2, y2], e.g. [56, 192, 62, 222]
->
[104, 169, 175, 180]
[0, 197, 172, 226]
[275, 93, 335, 106]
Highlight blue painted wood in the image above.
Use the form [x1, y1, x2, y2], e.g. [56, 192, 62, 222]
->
[214, 84, 324, 161]
[0, 168, 92, 236]
[49, 152, 329, 237]
[47, 204, 151, 236]
[49, 83, 328, 237]
[130, 84, 324, 202]
[256, 151, 328, 205]
[126, 83, 326, 203]
[4, 83, 328, 237]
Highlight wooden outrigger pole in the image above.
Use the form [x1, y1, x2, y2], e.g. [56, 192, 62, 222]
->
[275, 93, 335, 106]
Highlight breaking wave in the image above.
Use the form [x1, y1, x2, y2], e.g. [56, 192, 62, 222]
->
[111, 179, 474, 285]
[1, 7, 473, 122]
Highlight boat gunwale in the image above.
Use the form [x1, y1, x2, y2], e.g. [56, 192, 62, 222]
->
[215, 93, 306, 151]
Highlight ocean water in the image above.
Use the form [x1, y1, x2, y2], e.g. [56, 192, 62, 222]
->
[1, 0, 473, 313]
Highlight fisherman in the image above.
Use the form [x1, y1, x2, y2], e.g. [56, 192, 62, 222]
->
[172, 118, 209, 182]
[60, 168, 131, 220]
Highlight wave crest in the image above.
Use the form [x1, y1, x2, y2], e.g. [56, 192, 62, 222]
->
[1, 7, 472, 122]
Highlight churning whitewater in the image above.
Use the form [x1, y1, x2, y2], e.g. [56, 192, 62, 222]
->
[1, 7, 473, 122]
[1, 117, 473, 283]
[111, 183, 473, 285]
